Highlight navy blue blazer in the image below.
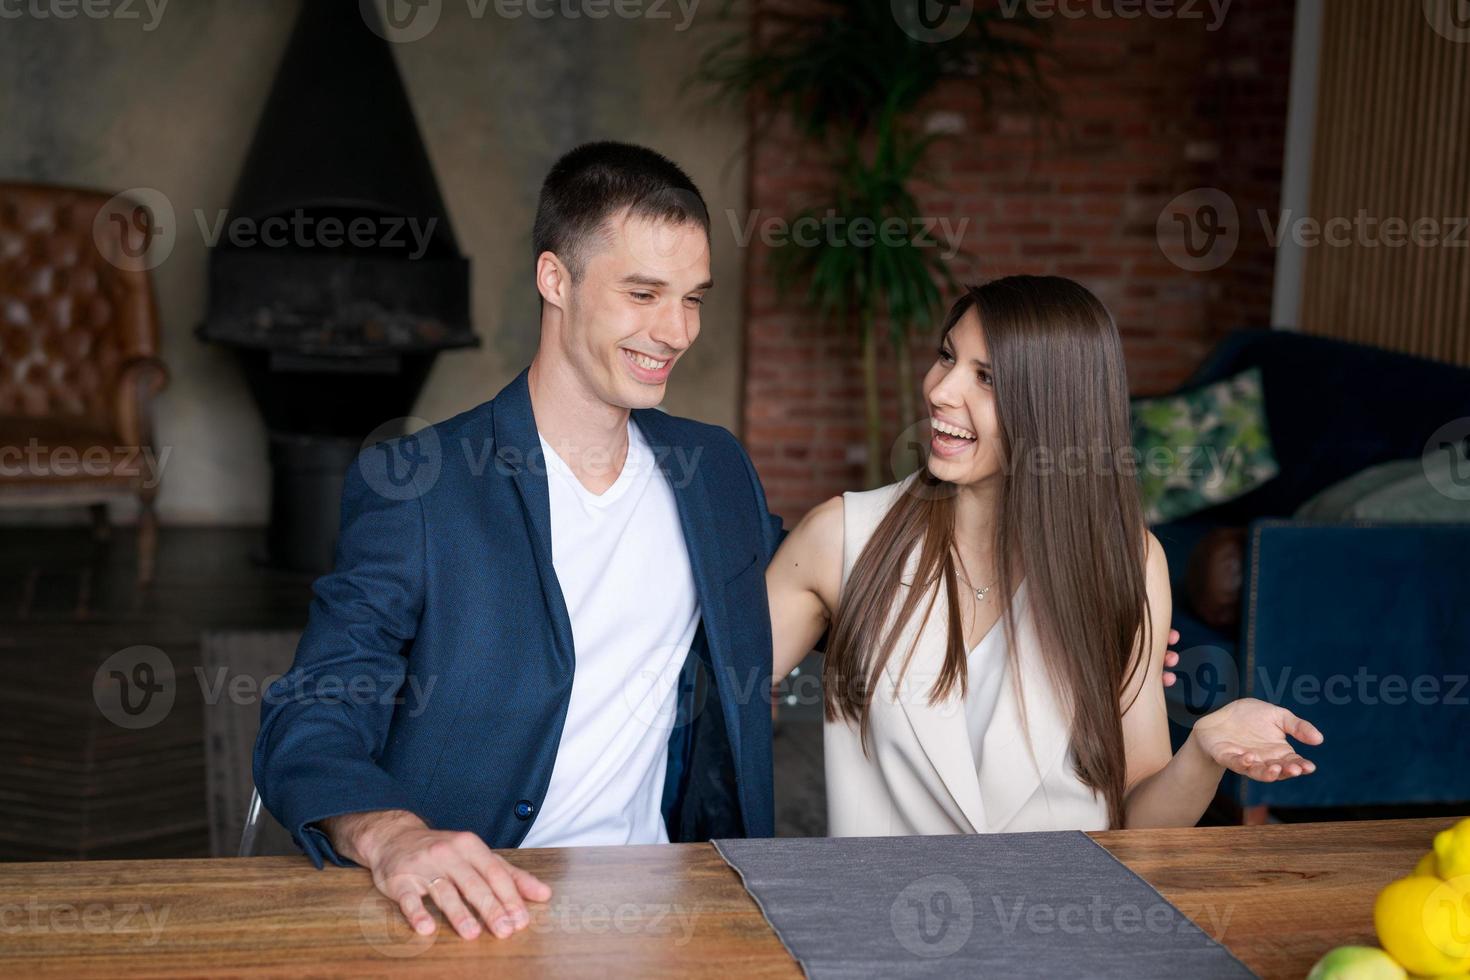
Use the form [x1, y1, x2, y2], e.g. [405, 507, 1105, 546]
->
[253, 369, 783, 867]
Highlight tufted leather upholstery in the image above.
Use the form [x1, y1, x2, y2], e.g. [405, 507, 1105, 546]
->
[0, 183, 168, 580]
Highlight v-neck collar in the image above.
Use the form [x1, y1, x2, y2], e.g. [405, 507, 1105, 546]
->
[538, 419, 645, 509]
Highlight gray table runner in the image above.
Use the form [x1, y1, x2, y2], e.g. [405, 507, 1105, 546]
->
[713, 833, 1256, 979]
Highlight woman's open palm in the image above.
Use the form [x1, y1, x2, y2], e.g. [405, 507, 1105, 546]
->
[1192, 698, 1324, 782]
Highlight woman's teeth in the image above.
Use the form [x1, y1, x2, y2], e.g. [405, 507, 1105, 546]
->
[931, 418, 976, 441]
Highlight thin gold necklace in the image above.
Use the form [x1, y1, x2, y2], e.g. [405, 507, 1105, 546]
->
[955, 558, 996, 602]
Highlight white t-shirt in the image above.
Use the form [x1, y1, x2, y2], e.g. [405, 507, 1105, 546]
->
[518, 420, 701, 847]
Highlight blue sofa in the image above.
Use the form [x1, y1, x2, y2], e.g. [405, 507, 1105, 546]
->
[1150, 330, 1470, 818]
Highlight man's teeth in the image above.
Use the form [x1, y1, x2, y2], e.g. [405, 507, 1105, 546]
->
[627, 351, 669, 370]
[931, 418, 976, 440]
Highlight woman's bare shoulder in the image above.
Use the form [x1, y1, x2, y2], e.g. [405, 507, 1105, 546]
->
[770, 495, 845, 609]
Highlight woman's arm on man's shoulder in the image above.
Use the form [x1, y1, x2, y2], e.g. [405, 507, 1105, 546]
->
[767, 495, 846, 684]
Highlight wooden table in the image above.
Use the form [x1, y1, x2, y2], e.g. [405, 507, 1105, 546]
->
[0, 818, 1455, 978]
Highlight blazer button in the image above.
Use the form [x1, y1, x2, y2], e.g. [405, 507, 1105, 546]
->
[514, 800, 536, 820]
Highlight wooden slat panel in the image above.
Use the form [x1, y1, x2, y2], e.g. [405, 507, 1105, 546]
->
[1301, 0, 1470, 366]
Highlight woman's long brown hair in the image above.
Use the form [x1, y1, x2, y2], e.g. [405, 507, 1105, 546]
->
[822, 276, 1150, 829]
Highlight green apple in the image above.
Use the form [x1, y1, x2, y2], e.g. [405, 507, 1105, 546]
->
[1306, 946, 1406, 980]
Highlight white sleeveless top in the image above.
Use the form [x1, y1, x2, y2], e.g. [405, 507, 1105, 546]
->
[823, 476, 1110, 836]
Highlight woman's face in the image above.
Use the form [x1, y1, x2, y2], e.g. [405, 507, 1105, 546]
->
[922, 307, 1005, 487]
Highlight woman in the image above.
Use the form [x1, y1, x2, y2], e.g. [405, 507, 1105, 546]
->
[767, 276, 1321, 834]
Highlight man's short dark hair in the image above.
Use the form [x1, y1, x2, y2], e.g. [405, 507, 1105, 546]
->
[532, 141, 711, 280]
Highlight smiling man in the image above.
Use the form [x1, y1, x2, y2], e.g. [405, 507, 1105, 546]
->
[253, 142, 782, 942]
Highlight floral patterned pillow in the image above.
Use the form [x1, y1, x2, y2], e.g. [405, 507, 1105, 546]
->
[1131, 367, 1280, 524]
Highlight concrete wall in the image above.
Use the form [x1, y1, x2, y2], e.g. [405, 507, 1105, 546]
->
[0, 0, 747, 523]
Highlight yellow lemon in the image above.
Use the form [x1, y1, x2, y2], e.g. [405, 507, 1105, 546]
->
[1435, 819, 1470, 880]
[1305, 945, 1406, 979]
[1374, 874, 1470, 978]
[1418, 851, 1443, 879]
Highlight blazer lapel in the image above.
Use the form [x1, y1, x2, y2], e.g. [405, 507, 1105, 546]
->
[975, 583, 1075, 830]
[632, 409, 746, 776]
[883, 576, 1076, 833]
[490, 369, 575, 674]
[883, 552, 987, 833]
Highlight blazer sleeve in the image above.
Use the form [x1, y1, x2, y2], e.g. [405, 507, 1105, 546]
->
[728, 431, 787, 561]
[727, 430, 831, 655]
[252, 451, 426, 868]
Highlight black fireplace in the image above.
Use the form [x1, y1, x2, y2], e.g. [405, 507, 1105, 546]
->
[198, 1, 477, 572]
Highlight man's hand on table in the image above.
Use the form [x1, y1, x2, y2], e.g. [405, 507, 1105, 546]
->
[321, 809, 552, 940]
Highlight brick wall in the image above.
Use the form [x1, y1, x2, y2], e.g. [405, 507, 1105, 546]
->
[739, 1, 1297, 522]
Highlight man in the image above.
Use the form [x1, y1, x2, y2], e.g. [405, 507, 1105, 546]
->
[254, 142, 781, 942]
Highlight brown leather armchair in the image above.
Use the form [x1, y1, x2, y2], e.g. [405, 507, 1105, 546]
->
[0, 183, 169, 583]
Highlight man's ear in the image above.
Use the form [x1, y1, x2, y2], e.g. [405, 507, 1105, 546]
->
[535, 251, 570, 311]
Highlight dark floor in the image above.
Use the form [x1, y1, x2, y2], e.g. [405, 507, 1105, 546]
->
[1, 526, 314, 860]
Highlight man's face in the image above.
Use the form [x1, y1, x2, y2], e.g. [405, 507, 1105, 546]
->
[555, 210, 712, 410]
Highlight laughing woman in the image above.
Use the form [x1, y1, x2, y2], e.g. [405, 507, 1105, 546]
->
[767, 276, 1322, 834]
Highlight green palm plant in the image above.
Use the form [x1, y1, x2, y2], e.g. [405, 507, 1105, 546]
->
[697, 0, 1053, 486]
